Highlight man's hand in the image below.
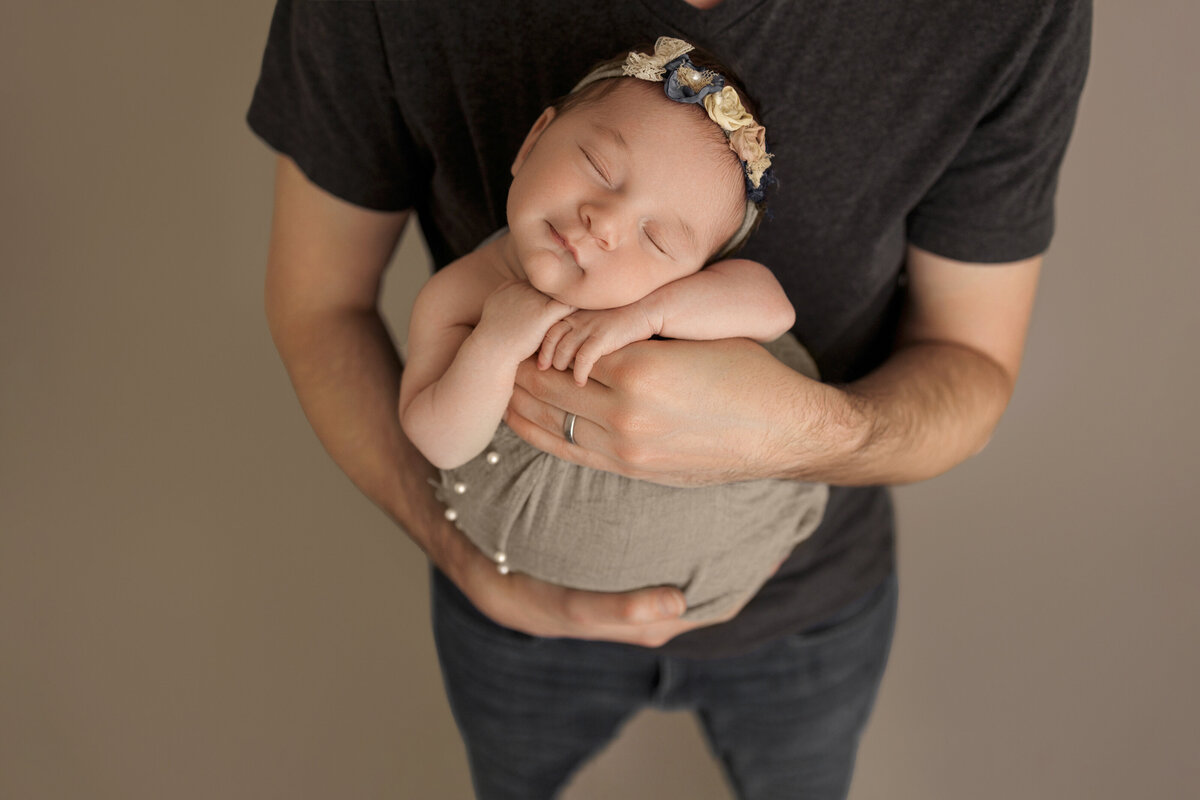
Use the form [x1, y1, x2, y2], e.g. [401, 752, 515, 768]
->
[538, 304, 657, 386]
[510, 337, 844, 487]
[442, 522, 752, 645]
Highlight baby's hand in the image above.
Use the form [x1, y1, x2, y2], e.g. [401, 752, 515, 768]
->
[480, 281, 575, 360]
[538, 305, 658, 385]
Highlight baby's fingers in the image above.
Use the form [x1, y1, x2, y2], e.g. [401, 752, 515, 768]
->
[539, 320, 571, 370]
[572, 338, 609, 386]
[551, 328, 584, 372]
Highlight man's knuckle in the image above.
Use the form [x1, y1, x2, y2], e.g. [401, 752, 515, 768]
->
[613, 360, 655, 393]
[612, 595, 642, 621]
[610, 405, 654, 435]
[607, 406, 639, 435]
[561, 594, 589, 625]
[612, 437, 650, 466]
[638, 630, 670, 648]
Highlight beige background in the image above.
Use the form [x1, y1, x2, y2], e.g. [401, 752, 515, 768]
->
[2, 3, 1197, 798]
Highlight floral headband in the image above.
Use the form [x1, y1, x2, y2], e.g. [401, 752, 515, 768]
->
[571, 37, 775, 205]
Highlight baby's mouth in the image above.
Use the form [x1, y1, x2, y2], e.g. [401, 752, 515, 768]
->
[548, 222, 581, 266]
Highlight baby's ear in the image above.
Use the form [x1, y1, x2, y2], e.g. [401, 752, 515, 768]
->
[511, 107, 557, 176]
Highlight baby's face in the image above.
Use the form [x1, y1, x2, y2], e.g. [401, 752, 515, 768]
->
[506, 80, 746, 309]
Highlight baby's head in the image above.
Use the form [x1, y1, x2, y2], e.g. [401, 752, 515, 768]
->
[506, 38, 773, 309]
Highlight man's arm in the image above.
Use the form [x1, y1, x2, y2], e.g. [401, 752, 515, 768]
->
[836, 245, 1040, 483]
[539, 258, 795, 385]
[266, 155, 730, 646]
[507, 244, 1041, 486]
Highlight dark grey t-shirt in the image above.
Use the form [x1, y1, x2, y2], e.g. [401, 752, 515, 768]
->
[247, 0, 1090, 657]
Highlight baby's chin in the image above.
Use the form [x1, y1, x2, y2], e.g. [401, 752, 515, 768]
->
[521, 248, 577, 296]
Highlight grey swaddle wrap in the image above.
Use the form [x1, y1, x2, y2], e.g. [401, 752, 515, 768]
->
[434, 333, 828, 621]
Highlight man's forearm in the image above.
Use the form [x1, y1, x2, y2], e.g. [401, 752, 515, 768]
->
[779, 248, 1037, 486]
[785, 340, 1015, 486]
[267, 305, 464, 570]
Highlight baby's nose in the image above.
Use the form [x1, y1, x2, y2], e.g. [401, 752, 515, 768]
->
[581, 203, 622, 250]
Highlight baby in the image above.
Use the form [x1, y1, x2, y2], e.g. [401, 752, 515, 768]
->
[399, 39, 827, 620]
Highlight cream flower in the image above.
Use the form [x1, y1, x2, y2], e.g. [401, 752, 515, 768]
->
[730, 124, 772, 188]
[729, 124, 766, 162]
[703, 87, 755, 131]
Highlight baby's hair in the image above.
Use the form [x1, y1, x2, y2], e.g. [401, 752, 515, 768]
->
[552, 42, 769, 259]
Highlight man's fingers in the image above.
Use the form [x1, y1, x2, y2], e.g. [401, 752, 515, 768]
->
[563, 585, 686, 627]
[504, 400, 619, 473]
[514, 358, 612, 419]
[508, 383, 571, 436]
[505, 396, 582, 453]
[471, 559, 709, 646]
[556, 587, 692, 647]
[490, 568, 692, 643]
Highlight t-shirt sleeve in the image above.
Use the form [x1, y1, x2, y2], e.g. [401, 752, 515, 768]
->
[906, 0, 1092, 263]
[246, 0, 423, 211]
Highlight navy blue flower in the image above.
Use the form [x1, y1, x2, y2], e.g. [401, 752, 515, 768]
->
[661, 55, 726, 104]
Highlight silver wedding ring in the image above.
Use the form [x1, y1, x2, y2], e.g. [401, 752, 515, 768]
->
[563, 412, 577, 445]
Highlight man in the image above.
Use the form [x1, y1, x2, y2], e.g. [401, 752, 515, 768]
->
[248, 1, 1089, 797]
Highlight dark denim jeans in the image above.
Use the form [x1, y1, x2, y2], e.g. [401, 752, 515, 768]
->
[431, 568, 897, 800]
